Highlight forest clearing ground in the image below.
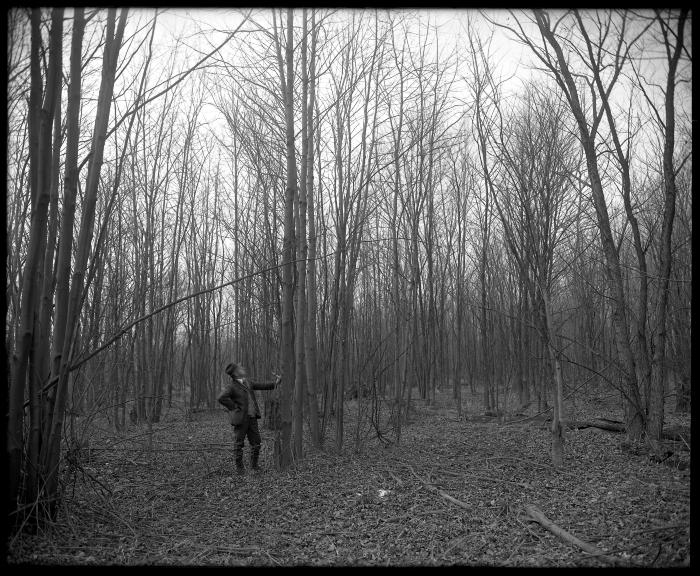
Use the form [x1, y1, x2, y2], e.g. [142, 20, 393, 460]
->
[7, 388, 690, 566]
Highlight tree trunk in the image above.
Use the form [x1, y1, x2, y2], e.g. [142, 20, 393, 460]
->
[303, 9, 322, 449]
[8, 8, 64, 523]
[43, 9, 128, 517]
[292, 9, 309, 461]
[542, 293, 565, 468]
[274, 8, 297, 470]
[534, 11, 645, 439]
[647, 9, 688, 445]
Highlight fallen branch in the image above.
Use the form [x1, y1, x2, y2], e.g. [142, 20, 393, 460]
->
[407, 465, 470, 510]
[563, 419, 626, 433]
[88, 447, 232, 452]
[627, 522, 689, 536]
[524, 504, 623, 565]
[662, 425, 691, 448]
[562, 420, 690, 446]
[217, 546, 261, 554]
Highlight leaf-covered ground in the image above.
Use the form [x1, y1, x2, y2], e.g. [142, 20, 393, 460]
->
[7, 390, 690, 566]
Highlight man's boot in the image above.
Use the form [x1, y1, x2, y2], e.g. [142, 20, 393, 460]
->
[250, 446, 261, 473]
[234, 446, 245, 476]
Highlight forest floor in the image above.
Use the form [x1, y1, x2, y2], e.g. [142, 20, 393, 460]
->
[6, 388, 691, 567]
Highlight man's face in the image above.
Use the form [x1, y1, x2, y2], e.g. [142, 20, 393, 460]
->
[235, 365, 247, 379]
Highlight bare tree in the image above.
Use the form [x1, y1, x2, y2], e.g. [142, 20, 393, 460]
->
[498, 9, 650, 438]
[303, 10, 323, 449]
[466, 22, 497, 415]
[491, 83, 583, 466]
[8, 7, 64, 523]
[273, 8, 297, 469]
[641, 9, 689, 443]
[43, 8, 129, 517]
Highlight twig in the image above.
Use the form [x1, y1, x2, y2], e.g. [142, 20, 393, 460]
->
[677, 432, 691, 452]
[442, 533, 470, 558]
[225, 547, 260, 555]
[505, 535, 525, 563]
[594, 522, 690, 540]
[438, 466, 533, 490]
[484, 455, 554, 470]
[629, 523, 689, 535]
[377, 509, 438, 526]
[407, 465, 470, 510]
[482, 456, 581, 479]
[88, 500, 137, 538]
[387, 470, 404, 486]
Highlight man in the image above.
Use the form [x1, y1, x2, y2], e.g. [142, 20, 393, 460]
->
[218, 362, 281, 475]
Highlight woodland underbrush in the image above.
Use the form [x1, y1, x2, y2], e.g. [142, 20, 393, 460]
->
[6, 388, 690, 566]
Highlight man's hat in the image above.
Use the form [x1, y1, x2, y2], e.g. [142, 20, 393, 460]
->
[225, 362, 237, 377]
